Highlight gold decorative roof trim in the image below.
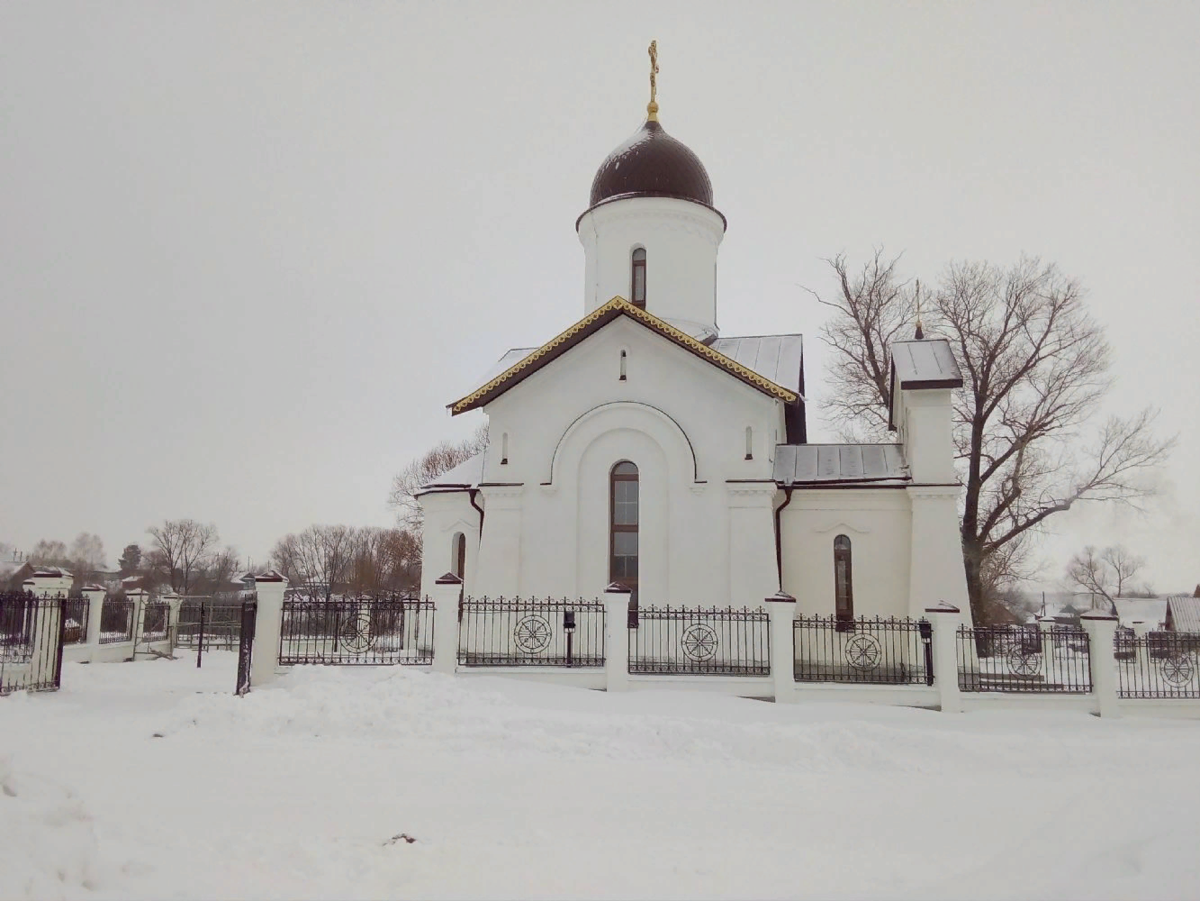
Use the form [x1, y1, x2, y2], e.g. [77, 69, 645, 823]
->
[450, 297, 797, 414]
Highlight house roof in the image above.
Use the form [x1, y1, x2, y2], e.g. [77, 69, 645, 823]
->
[773, 444, 910, 486]
[449, 297, 800, 415]
[890, 339, 963, 389]
[1112, 597, 1167, 629]
[475, 333, 806, 402]
[416, 451, 486, 495]
[1167, 596, 1200, 633]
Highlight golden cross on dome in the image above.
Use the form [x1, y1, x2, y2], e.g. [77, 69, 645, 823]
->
[647, 40, 660, 122]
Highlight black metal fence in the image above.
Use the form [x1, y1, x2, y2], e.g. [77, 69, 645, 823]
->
[629, 605, 769, 676]
[237, 598, 256, 695]
[177, 598, 244, 650]
[958, 625, 1092, 693]
[279, 596, 433, 665]
[1116, 631, 1200, 699]
[1, 594, 66, 695]
[793, 615, 932, 685]
[62, 595, 90, 645]
[458, 597, 605, 667]
[140, 601, 170, 643]
[99, 598, 135, 644]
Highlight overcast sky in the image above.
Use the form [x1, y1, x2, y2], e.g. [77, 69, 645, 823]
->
[1, 2, 1196, 592]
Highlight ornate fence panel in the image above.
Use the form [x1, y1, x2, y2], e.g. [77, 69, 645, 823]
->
[99, 598, 135, 644]
[1, 594, 66, 695]
[236, 598, 256, 695]
[793, 615, 932, 685]
[62, 595, 90, 645]
[279, 596, 433, 665]
[177, 598, 244, 650]
[140, 601, 170, 643]
[958, 626, 1092, 693]
[628, 605, 769, 676]
[1116, 631, 1200, 699]
[458, 598, 605, 667]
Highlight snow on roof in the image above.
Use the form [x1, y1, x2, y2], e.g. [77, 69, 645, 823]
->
[417, 451, 486, 493]
[474, 333, 805, 402]
[1112, 597, 1167, 629]
[1167, 596, 1200, 633]
[773, 444, 909, 485]
[891, 339, 963, 389]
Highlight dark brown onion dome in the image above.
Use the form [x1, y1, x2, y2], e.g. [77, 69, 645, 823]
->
[587, 119, 715, 211]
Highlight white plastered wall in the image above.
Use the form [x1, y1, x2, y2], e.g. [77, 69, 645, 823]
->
[465, 316, 786, 605]
[577, 197, 724, 340]
[417, 490, 481, 599]
[779, 489, 913, 618]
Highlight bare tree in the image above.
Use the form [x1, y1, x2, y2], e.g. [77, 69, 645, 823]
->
[1067, 544, 1149, 610]
[815, 252, 1174, 623]
[388, 424, 489, 532]
[147, 519, 219, 595]
[68, 532, 107, 583]
[29, 539, 70, 567]
[807, 249, 922, 440]
[346, 527, 421, 596]
[270, 525, 354, 600]
[194, 545, 241, 596]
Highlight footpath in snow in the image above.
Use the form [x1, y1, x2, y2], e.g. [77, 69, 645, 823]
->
[3, 654, 1200, 900]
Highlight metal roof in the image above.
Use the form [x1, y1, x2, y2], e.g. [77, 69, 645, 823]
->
[1168, 596, 1200, 633]
[891, 339, 963, 389]
[417, 452, 485, 493]
[773, 444, 909, 485]
[1112, 597, 1167, 629]
[473, 333, 804, 400]
[709, 335, 804, 397]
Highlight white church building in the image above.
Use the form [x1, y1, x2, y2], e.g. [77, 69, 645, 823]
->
[417, 71, 971, 625]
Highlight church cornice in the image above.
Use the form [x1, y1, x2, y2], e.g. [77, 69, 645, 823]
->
[449, 296, 798, 415]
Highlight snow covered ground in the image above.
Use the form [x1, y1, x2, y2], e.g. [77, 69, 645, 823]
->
[3, 656, 1200, 900]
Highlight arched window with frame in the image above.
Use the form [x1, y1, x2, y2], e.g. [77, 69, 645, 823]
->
[834, 535, 853, 629]
[610, 461, 639, 588]
[451, 532, 466, 581]
[630, 248, 647, 308]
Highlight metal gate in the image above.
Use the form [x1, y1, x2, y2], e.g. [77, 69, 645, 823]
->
[236, 598, 257, 695]
[1, 593, 67, 695]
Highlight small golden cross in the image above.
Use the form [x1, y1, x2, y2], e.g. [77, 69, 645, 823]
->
[647, 40, 660, 121]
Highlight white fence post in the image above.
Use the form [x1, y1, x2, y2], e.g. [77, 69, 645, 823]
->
[82, 585, 106, 660]
[162, 592, 182, 649]
[431, 573, 461, 675]
[126, 589, 147, 648]
[603, 583, 632, 692]
[925, 602, 963, 713]
[766, 591, 796, 702]
[1081, 610, 1120, 718]
[251, 572, 287, 686]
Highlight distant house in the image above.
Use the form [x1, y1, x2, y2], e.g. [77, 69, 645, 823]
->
[1165, 596, 1200, 633]
[4, 564, 73, 592]
[1112, 597, 1168, 631]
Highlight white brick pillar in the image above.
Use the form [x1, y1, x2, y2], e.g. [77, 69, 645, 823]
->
[925, 602, 963, 713]
[766, 591, 796, 703]
[603, 582, 632, 692]
[82, 586, 106, 657]
[126, 589, 148, 644]
[1081, 610, 1120, 718]
[162, 592, 182, 649]
[251, 572, 287, 686]
[431, 572, 461, 675]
